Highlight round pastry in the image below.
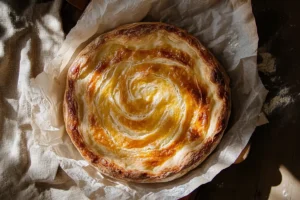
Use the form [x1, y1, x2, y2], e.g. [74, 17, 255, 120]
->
[63, 22, 231, 183]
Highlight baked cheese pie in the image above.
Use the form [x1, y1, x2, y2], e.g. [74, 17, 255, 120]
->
[63, 22, 231, 183]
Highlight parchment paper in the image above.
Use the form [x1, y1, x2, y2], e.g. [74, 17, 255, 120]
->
[30, 0, 268, 199]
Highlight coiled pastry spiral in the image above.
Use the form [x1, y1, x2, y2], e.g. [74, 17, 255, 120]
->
[64, 23, 230, 182]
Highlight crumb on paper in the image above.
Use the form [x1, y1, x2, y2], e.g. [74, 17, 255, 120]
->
[258, 51, 276, 74]
[263, 87, 294, 115]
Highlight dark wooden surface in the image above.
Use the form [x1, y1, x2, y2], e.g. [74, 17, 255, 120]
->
[60, 0, 300, 199]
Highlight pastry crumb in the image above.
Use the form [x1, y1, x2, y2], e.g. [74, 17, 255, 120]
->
[263, 87, 294, 115]
[258, 51, 276, 74]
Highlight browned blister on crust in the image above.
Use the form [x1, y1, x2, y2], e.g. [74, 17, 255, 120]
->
[63, 22, 231, 183]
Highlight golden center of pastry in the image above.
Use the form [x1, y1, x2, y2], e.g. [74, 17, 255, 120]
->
[77, 45, 208, 168]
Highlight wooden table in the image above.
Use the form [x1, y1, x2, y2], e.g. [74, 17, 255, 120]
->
[61, 0, 300, 199]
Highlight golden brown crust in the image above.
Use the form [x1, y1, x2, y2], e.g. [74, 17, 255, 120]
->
[63, 22, 231, 183]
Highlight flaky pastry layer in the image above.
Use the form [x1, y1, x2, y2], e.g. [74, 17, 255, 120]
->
[63, 22, 231, 183]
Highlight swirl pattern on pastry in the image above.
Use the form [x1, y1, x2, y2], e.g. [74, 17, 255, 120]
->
[64, 23, 231, 183]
